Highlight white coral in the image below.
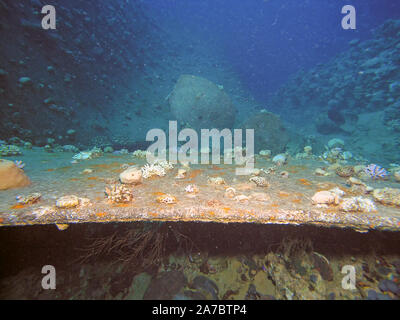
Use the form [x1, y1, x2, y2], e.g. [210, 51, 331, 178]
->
[340, 197, 377, 213]
[141, 163, 166, 179]
[154, 159, 174, 170]
[184, 184, 199, 193]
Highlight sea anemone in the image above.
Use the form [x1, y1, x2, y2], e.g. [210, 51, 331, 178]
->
[364, 164, 388, 180]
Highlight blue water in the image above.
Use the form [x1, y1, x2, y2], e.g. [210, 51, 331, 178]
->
[145, 0, 400, 101]
[1, 0, 399, 160]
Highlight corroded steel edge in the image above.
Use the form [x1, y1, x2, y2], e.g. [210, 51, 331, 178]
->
[0, 205, 399, 233]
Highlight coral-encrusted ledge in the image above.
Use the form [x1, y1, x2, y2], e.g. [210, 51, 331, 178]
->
[1, 204, 399, 233]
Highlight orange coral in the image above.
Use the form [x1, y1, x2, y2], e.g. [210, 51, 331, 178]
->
[10, 204, 25, 209]
[298, 178, 312, 186]
[278, 191, 290, 198]
[96, 212, 107, 217]
[114, 203, 132, 207]
[153, 192, 166, 196]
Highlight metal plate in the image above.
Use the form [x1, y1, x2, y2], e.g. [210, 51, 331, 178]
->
[1, 150, 400, 232]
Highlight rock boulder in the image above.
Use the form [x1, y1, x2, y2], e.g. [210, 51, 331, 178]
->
[0, 159, 30, 190]
[242, 111, 289, 154]
[169, 75, 236, 131]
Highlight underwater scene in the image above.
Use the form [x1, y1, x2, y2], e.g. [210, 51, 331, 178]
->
[1, 0, 400, 302]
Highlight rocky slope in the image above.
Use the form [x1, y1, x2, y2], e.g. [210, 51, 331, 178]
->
[268, 19, 400, 163]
